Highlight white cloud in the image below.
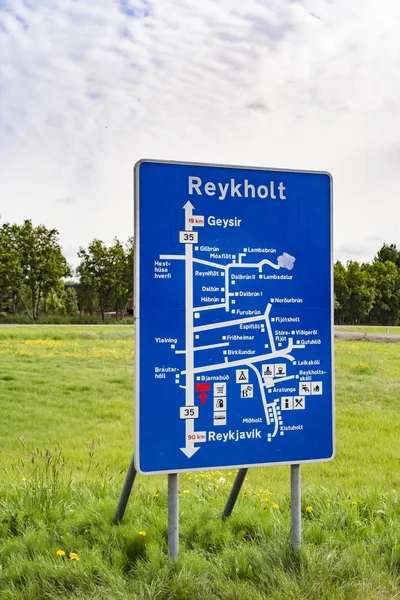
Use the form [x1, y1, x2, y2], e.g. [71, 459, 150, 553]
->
[1, 0, 400, 266]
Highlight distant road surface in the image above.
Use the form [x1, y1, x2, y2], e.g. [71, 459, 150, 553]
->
[334, 329, 400, 343]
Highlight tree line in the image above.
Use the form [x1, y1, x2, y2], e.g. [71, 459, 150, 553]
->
[1, 220, 399, 324]
[334, 243, 400, 325]
[0, 220, 133, 321]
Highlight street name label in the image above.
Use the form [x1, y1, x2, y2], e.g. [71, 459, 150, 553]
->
[135, 160, 334, 474]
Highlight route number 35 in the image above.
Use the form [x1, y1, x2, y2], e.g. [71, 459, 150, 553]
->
[180, 406, 199, 419]
[179, 231, 198, 244]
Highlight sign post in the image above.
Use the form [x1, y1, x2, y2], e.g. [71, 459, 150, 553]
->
[291, 464, 301, 549]
[222, 468, 248, 520]
[134, 160, 334, 552]
[112, 454, 137, 525]
[168, 474, 179, 559]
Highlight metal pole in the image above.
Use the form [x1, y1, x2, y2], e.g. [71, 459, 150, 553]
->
[112, 453, 137, 525]
[222, 468, 248, 520]
[290, 464, 301, 549]
[168, 473, 179, 559]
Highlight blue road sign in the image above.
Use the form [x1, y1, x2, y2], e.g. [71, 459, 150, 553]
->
[134, 160, 334, 474]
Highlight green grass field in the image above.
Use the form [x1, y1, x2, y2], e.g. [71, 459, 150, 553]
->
[1, 327, 399, 599]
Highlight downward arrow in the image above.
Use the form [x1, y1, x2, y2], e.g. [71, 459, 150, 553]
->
[180, 445, 200, 458]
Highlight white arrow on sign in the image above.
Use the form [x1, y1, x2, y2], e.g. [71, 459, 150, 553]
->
[180, 201, 200, 459]
[183, 200, 194, 229]
[180, 420, 200, 458]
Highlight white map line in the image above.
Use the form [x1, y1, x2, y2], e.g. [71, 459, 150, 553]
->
[160, 254, 185, 260]
[224, 269, 230, 312]
[182, 344, 300, 375]
[223, 259, 281, 309]
[227, 259, 280, 272]
[192, 258, 226, 269]
[160, 254, 282, 275]
[161, 206, 300, 453]
[195, 342, 229, 351]
[160, 250, 286, 317]
[265, 312, 276, 353]
[258, 259, 281, 272]
[263, 374, 296, 388]
[194, 303, 227, 312]
[271, 401, 279, 438]
[194, 305, 271, 332]
[225, 259, 282, 309]
[160, 255, 225, 271]
[248, 363, 270, 426]
[181, 201, 200, 459]
[175, 342, 229, 354]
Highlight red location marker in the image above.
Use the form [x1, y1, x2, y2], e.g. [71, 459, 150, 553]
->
[196, 383, 210, 392]
[199, 391, 208, 404]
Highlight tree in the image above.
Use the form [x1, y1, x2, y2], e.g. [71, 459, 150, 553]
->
[333, 261, 349, 324]
[44, 289, 66, 315]
[76, 238, 133, 321]
[125, 236, 134, 303]
[0, 220, 70, 319]
[63, 287, 79, 316]
[346, 261, 375, 324]
[75, 279, 100, 316]
[77, 240, 112, 321]
[0, 223, 23, 313]
[108, 238, 132, 319]
[16, 220, 71, 319]
[368, 260, 400, 325]
[375, 243, 400, 268]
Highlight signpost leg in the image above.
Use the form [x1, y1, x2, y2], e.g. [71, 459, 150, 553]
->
[168, 473, 179, 559]
[112, 453, 137, 525]
[290, 464, 301, 549]
[222, 468, 248, 520]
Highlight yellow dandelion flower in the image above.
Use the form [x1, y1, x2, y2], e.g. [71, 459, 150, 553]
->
[69, 553, 79, 561]
[351, 500, 357, 505]
[138, 531, 147, 536]
[272, 503, 279, 509]
[22, 477, 27, 481]
[263, 497, 270, 502]
[306, 506, 313, 513]
[56, 550, 65, 557]
[183, 490, 190, 494]
[153, 493, 159, 497]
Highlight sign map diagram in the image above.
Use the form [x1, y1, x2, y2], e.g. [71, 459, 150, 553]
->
[135, 160, 334, 474]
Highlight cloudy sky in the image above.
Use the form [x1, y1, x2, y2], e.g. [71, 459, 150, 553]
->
[1, 0, 400, 268]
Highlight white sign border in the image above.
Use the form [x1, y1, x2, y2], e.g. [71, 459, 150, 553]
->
[134, 159, 335, 475]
